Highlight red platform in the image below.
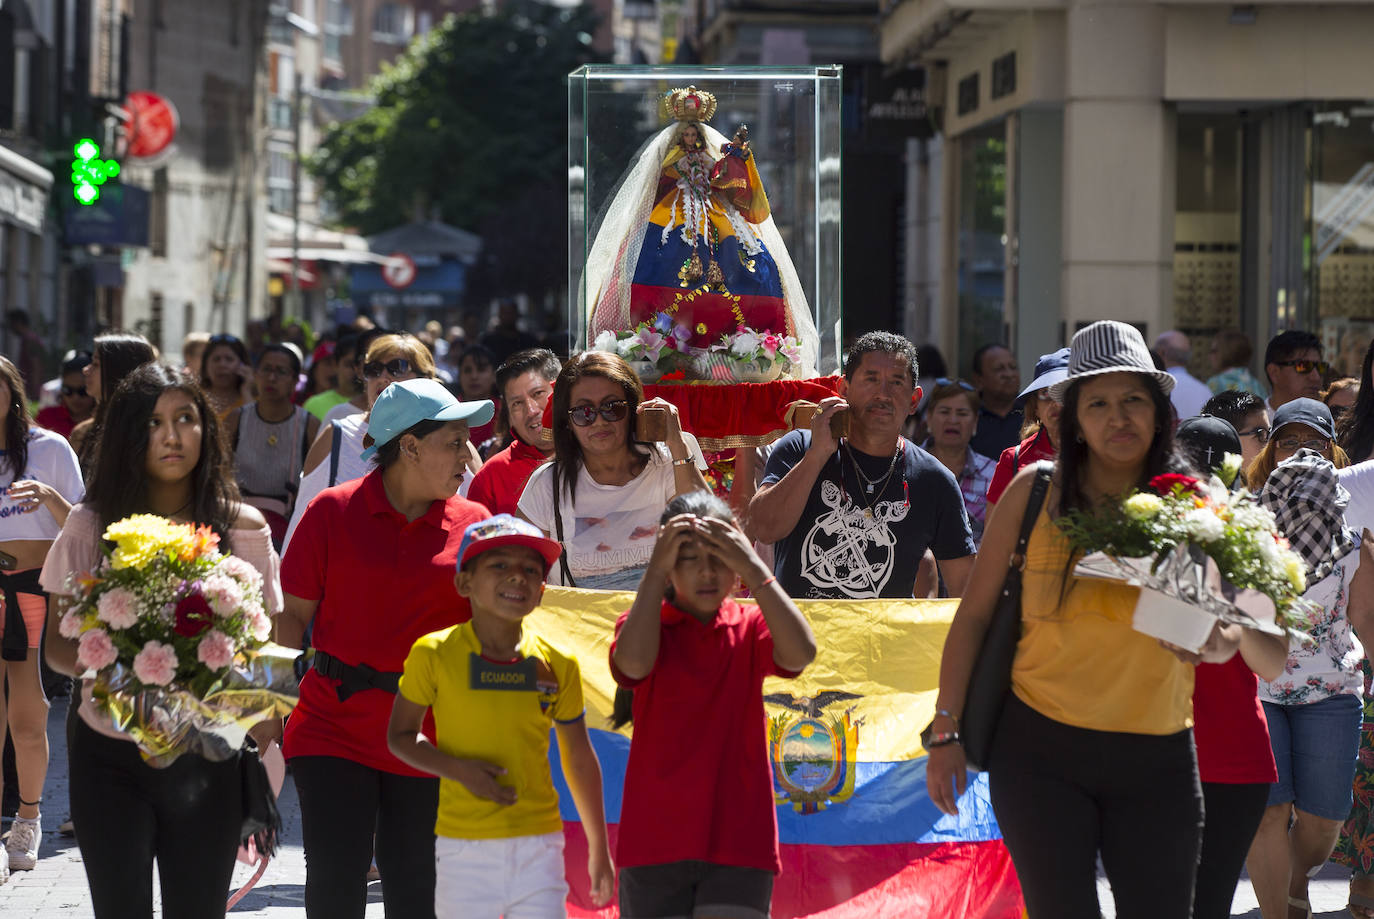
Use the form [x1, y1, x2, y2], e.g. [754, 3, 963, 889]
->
[641, 377, 842, 451]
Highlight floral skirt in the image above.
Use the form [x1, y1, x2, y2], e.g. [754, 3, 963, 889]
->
[1333, 657, 1374, 874]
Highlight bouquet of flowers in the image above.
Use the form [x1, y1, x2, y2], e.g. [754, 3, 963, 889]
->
[712, 325, 804, 383]
[592, 311, 691, 382]
[1056, 464, 1314, 650]
[59, 514, 298, 766]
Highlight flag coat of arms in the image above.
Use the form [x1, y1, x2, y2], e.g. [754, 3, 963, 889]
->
[527, 588, 1026, 918]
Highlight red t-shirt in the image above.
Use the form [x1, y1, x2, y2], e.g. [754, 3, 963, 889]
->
[1193, 655, 1277, 785]
[986, 428, 1056, 506]
[34, 405, 77, 439]
[281, 468, 491, 775]
[467, 438, 547, 518]
[609, 598, 799, 873]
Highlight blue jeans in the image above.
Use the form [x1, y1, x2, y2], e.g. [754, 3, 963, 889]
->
[1263, 693, 1362, 819]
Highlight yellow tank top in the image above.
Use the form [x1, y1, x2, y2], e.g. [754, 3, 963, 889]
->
[1012, 505, 1194, 735]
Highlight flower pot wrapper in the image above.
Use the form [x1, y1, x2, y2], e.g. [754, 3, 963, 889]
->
[90, 642, 299, 767]
[1073, 543, 1302, 653]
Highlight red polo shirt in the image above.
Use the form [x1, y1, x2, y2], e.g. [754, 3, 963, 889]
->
[467, 437, 548, 518]
[281, 468, 491, 775]
[609, 598, 800, 873]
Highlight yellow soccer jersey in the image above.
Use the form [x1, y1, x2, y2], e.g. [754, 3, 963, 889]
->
[398, 621, 585, 840]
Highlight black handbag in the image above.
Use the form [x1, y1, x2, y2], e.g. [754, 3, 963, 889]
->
[961, 461, 1053, 772]
[239, 740, 283, 859]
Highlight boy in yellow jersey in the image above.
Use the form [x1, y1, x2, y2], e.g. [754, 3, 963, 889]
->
[387, 514, 615, 918]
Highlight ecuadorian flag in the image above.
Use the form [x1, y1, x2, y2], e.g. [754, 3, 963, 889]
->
[528, 588, 1027, 918]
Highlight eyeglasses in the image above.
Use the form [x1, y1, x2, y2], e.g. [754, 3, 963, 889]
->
[362, 358, 412, 379]
[257, 366, 293, 378]
[568, 400, 629, 427]
[1276, 436, 1330, 452]
[1275, 359, 1330, 375]
[934, 378, 976, 392]
[60, 385, 88, 397]
[1236, 425, 1270, 443]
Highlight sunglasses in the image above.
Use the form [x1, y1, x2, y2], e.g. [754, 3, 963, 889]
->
[256, 365, 294, 378]
[1276, 436, 1330, 452]
[60, 385, 88, 397]
[568, 400, 629, 427]
[1236, 425, 1270, 443]
[1275, 359, 1330, 375]
[362, 358, 412, 379]
[934, 378, 976, 391]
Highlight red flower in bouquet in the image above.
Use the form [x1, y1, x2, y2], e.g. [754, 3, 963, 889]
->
[174, 592, 214, 638]
[1149, 473, 1202, 497]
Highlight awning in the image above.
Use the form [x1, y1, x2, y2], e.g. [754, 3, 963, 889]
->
[266, 246, 388, 264]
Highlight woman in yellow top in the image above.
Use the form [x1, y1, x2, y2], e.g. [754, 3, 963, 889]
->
[927, 321, 1241, 918]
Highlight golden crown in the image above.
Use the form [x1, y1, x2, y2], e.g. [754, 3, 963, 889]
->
[662, 86, 717, 123]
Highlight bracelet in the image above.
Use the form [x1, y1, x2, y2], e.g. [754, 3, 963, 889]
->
[926, 731, 961, 748]
[935, 708, 960, 729]
[672, 457, 694, 467]
[752, 575, 778, 591]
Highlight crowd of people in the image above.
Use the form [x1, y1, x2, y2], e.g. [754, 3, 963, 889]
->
[1, 307, 1374, 919]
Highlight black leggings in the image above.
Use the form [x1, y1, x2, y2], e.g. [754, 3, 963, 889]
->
[292, 754, 440, 919]
[987, 695, 1203, 919]
[1193, 781, 1270, 919]
[68, 716, 242, 918]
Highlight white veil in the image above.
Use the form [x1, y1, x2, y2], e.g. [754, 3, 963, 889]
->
[579, 122, 819, 377]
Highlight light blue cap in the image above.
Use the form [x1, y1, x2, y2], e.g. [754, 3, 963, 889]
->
[361, 378, 494, 461]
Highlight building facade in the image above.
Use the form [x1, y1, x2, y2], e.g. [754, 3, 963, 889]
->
[882, 0, 1374, 379]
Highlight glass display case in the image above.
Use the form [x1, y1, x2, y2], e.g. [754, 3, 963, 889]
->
[568, 65, 844, 378]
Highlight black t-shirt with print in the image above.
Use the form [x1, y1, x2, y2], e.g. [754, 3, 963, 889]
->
[761, 431, 975, 600]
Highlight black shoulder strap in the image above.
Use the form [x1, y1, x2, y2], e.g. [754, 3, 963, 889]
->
[1012, 461, 1054, 566]
[327, 422, 342, 487]
[552, 465, 576, 588]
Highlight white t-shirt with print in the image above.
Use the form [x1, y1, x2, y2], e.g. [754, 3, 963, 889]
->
[517, 436, 704, 585]
[0, 427, 85, 540]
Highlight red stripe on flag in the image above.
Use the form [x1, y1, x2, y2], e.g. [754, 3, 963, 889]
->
[562, 823, 1025, 919]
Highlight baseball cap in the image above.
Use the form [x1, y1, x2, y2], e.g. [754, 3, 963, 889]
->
[1176, 416, 1242, 474]
[456, 514, 563, 574]
[1270, 397, 1335, 442]
[361, 378, 494, 461]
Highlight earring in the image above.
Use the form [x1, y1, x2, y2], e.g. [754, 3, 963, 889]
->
[1075, 433, 1084, 444]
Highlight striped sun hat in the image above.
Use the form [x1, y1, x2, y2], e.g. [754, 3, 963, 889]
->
[1047, 320, 1176, 402]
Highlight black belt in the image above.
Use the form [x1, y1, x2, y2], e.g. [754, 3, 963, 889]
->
[312, 649, 401, 702]
[0, 567, 43, 662]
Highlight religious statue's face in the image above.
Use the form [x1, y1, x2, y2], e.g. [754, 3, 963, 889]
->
[681, 125, 700, 148]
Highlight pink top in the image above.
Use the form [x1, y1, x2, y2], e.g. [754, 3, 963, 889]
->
[39, 503, 283, 739]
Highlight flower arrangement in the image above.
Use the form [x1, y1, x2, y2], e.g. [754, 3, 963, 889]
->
[59, 514, 297, 764]
[1055, 463, 1314, 635]
[592, 311, 691, 381]
[712, 325, 803, 382]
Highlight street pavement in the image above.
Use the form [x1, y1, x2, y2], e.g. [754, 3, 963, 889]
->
[0, 696, 1360, 917]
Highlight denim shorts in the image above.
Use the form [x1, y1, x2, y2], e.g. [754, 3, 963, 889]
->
[1263, 693, 1362, 820]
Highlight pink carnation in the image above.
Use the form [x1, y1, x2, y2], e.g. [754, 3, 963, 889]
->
[196, 629, 236, 671]
[760, 333, 782, 358]
[76, 628, 118, 672]
[59, 610, 85, 640]
[96, 587, 140, 630]
[132, 640, 178, 687]
[248, 610, 272, 643]
[216, 556, 262, 589]
[202, 574, 245, 618]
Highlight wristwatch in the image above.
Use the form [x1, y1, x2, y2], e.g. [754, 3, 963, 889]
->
[920, 721, 962, 749]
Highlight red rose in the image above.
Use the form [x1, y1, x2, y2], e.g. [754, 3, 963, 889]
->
[174, 592, 214, 638]
[1149, 473, 1201, 496]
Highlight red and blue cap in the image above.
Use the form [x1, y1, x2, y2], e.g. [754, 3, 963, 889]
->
[456, 514, 563, 575]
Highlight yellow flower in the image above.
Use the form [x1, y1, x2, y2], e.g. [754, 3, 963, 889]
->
[102, 515, 195, 570]
[1284, 555, 1307, 594]
[1123, 493, 1163, 520]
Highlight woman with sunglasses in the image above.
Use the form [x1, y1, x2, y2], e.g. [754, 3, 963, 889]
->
[0, 356, 84, 883]
[923, 380, 996, 546]
[68, 332, 158, 468]
[199, 334, 254, 421]
[517, 351, 709, 589]
[985, 349, 1068, 507]
[34, 351, 95, 441]
[224, 344, 320, 549]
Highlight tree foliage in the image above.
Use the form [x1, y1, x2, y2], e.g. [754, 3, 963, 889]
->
[309, 1, 603, 300]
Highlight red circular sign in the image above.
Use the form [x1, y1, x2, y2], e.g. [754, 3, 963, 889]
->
[124, 92, 179, 159]
[382, 252, 417, 289]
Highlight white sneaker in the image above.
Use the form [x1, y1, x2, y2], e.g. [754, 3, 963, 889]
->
[0, 846, 9, 885]
[5, 816, 38, 871]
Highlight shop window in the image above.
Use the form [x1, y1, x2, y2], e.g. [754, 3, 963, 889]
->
[1173, 113, 1243, 380]
[1311, 103, 1374, 377]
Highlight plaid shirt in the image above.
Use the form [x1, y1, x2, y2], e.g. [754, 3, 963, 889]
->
[957, 448, 997, 546]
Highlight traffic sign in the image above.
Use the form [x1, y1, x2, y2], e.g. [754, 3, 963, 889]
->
[382, 252, 417, 289]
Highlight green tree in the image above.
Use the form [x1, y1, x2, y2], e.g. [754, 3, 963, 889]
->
[309, 1, 603, 300]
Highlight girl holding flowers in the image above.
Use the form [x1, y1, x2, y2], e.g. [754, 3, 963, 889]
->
[927, 321, 1241, 918]
[39, 363, 282, 919]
